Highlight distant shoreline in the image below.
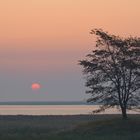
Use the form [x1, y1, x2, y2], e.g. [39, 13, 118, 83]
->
[0, 101, 93, 105]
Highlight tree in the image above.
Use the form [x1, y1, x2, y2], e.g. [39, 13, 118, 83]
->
[79, 29, 140, 119]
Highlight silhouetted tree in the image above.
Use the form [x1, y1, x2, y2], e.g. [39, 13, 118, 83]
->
[79, 29, 140, 119]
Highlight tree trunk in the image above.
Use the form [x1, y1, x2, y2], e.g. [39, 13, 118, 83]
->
[121, 107, 127, 119]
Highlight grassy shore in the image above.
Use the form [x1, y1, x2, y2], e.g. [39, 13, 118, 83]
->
[0, 114, 139, 140]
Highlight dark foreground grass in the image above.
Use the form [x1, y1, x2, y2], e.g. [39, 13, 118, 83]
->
[0, 114, 139, 140]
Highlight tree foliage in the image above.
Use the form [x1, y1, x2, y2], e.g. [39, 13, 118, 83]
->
[79, 29, 140, 118]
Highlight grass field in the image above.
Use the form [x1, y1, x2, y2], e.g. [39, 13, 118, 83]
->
[0, 114, 139, 140]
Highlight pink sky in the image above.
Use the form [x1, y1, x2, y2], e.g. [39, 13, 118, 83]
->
[0, 0, 140, 101]
[0, 0, 140, 73]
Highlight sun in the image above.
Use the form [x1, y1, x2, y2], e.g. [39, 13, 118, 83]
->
[31, 83, 41, 90]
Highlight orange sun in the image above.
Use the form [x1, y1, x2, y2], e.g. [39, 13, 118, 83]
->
[31, 83, 41, 90]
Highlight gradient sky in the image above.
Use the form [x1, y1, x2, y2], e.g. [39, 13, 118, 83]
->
[0, 0, 140, 101]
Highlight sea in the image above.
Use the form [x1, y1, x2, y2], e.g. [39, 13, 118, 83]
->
[0, 101, 138, 115]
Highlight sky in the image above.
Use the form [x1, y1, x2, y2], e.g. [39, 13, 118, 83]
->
[0, 0, 140, 102]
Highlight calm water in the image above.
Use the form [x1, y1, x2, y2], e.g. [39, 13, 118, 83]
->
[0, 105, 138, 115]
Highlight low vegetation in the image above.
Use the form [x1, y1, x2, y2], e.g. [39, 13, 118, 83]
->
[0, 114, 139, 140]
